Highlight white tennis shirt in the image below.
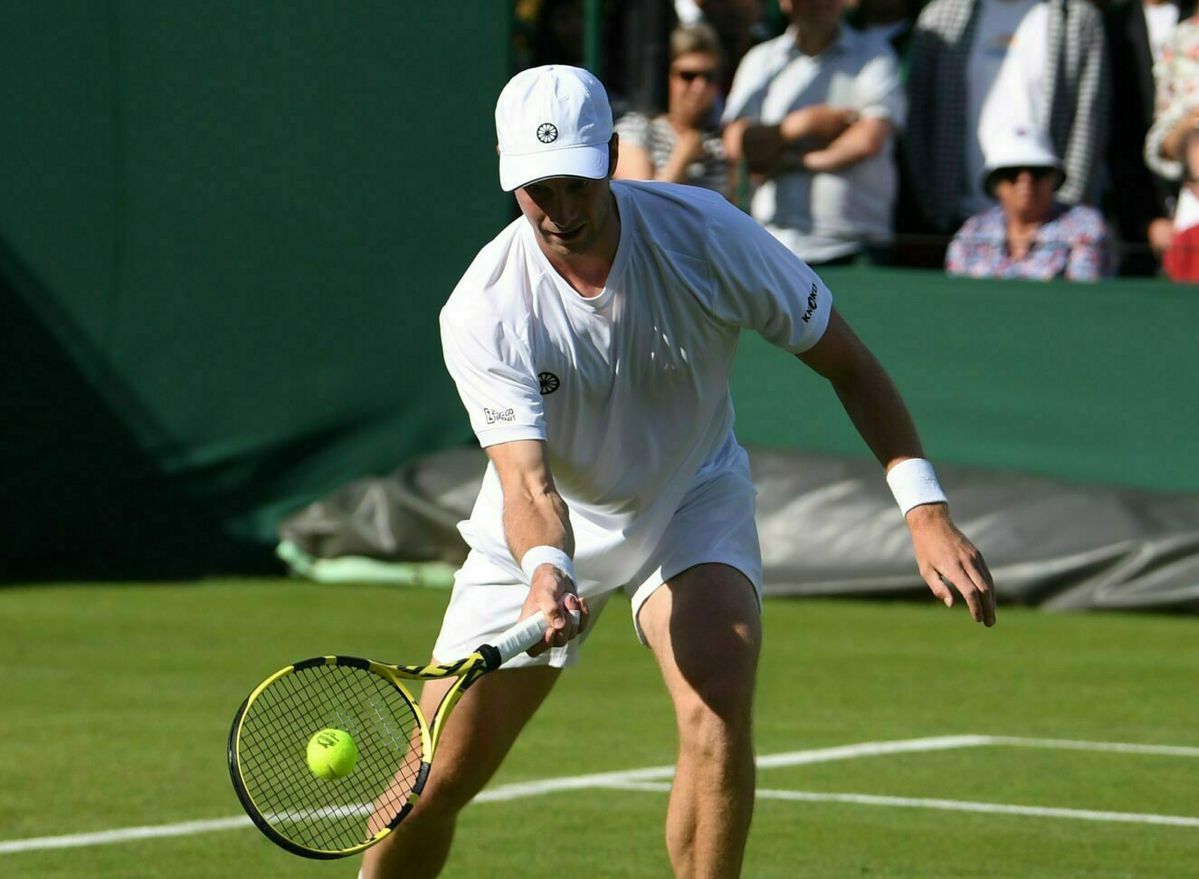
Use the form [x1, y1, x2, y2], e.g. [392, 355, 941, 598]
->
[440, 180, 832, 590]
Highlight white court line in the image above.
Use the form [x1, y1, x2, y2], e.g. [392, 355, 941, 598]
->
[0, 818, 254, 854]
[986, 736, 1199, 759]
[610, 781, 1199, 828]
[1, 734, 1195, 855]
[474, 734, 992, 801]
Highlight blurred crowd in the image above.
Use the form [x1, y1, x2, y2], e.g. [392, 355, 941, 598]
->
[513, 0, 1199, 283]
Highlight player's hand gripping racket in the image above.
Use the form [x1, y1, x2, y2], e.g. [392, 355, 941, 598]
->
[227, 608, 577, 859]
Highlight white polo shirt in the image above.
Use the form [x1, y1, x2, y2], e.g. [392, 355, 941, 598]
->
[722, 25, 905, 263]
[440, 180, 832, 590]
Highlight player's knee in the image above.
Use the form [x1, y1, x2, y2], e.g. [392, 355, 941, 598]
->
[672, 633, 759, 722]
[417, 765, 488, 817]
[673, 670, 755, 757]
[675, 696, 753, 766]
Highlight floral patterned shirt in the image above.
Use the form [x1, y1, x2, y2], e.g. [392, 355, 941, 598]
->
[945, 204, 1111, 281]
[1145, 16, 1199, 180]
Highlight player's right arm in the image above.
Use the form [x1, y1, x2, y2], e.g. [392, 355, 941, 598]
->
[439, 272, 588, 654]
[487, 439, 588, 655]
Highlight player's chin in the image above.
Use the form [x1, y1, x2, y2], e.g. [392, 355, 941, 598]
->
[543, 225, 588, 250]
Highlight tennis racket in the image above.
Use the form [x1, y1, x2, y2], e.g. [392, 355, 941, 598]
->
[227, 608, 576, 859]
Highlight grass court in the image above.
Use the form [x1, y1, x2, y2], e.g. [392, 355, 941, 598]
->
[2, 579, 1196, 878]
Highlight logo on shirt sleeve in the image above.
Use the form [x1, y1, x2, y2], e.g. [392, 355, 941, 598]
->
[483, 407, 516, 424]
[802, 283, 820, 323]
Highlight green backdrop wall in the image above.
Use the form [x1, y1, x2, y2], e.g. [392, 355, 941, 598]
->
[1, 3, 510, 578]
[732, 267, 1197, 495]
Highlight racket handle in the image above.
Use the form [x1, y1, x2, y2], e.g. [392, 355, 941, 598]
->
[490, 608, 583, 666]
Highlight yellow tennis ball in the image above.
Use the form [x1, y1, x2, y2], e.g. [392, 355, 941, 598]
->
[306, 728, 358, 780]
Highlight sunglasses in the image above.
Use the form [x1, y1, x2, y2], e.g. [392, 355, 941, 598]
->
[993, 166, 1056, 184]
[673, 68, 718, 83]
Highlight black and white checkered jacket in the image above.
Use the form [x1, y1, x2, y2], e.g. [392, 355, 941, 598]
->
[904, 0, 1110, 231]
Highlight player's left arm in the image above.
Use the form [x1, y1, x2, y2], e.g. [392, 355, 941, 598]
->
[797, 307, 996, 627]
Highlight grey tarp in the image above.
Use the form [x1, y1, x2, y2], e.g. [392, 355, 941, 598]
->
[279, 446, 1199, 611]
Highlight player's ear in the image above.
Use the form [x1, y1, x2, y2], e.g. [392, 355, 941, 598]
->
[607, 133, 619, 178]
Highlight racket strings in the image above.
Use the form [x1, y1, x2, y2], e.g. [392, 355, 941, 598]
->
[235, 664, 424, 854]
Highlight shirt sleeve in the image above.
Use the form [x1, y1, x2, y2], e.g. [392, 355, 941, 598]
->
[1065, 208, 1111, 282]
[614, 112, 654, 151]
[1145, 102, 1186, 181]
[722, 42, 773, 124]
[1144, 25, 1191, 181]
[700, 199, 833, 353]
[440, 298, 546, 448]
[854, 44, 907, 131]
[944, 221, 973, 276]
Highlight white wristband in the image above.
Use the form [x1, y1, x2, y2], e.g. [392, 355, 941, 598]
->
[886, 458, 948, 516]
[520, 545, 575, 584]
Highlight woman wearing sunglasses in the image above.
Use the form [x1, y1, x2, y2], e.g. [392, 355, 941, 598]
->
[945, 126, 1112, 281]
[614, 23, 729, 196]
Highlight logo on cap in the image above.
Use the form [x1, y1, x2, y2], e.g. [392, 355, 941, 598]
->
[536, 123, 559, 144]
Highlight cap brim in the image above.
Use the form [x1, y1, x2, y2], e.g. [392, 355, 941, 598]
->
[983, 161, 1066, 196]
[499, 142, 610, 192]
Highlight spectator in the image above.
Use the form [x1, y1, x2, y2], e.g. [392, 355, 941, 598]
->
[1162, 127, 1199, 281]
[946, 126, 1111, 281]
[1106, 0, 1193, 275]
[614, 23, 730, 195]
[848, 0, 919, 66]
[847, 0, 926, 267]
[722, 0, 905, 266]
[905, 0, 1109, 246]
[1144, 15, 1199, 181]
[676, 0, 772, 91]
[529, 0, 585, 69]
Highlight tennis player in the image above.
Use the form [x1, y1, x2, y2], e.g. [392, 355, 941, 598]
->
[361, 64, 995, 879]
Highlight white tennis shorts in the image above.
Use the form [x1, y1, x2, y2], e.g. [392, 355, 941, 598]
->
[431, 466, 762, 669]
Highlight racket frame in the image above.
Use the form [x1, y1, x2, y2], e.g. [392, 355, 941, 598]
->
[228, 652, 494, 859]
[228, 609, 560, 858]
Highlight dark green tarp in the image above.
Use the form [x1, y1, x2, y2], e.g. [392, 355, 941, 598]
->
[1, 3, 510, 578]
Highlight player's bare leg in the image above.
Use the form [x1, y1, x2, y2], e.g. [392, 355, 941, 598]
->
[360, 666, 559, 879]
[639, 563, 761, 879]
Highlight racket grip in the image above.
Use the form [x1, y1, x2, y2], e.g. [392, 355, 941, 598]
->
[490, 609, 583, 666]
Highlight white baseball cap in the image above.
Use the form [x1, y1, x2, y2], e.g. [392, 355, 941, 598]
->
[982, 126, 1066, 195]
[495, 65, 614, 192]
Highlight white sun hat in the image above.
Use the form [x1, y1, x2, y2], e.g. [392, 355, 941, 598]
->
[495, 65, 614, 192]
[982, 125, 1066, 195]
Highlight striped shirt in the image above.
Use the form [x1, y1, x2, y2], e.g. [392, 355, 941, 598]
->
[614, 112, 729, 195]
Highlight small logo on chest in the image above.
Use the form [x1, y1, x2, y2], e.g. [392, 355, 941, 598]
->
[538, 372, 560, 395]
